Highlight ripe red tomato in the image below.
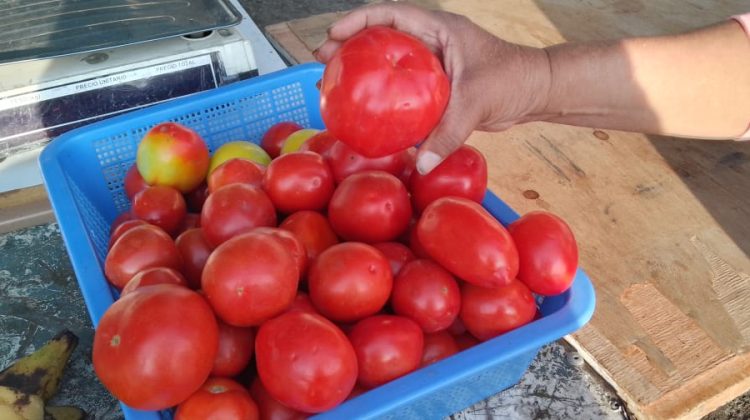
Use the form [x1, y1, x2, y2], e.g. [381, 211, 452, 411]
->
[108, 219, 147, 249]
[417, 197, 518, 288]
[324, 140, 409, 184]
[104, 224, 182, 288]
[201, 183, 276, 248]
[460, 279, 537, 341]
[249, 378, 308, 420]
[186, 183, 209, 213]
[120, 267, 187, 297]
[175, 228, 212, 289]
[279, 211, 338, 264]
[421, 331, 459, 367]
[136, 122, 210, 192]
[298, 130, 336, 158]
[308, 243, 392, 323]
[174, 213, 201, 237]
[348, 315, 424, 389]
[202, 231, 299, 326]
[391, 259, 460, 333]
[508, 211, 579, 296]
[111, 212, 135, 234]
[132, 186, 187, 235]
[398, 147, 417, 185]
[320, 26, 450, 157]
[252, 227, 307, 279]
[262, 152, 335, 213]
[93, 285, 218, 410]
[407, 221, 430, 258]
[409, 145, 487, 213]
[454, 332, 480, 351]
[372, 242, 416, 276]
[255, 311, 357, 413]
[287, 291, 318, 314]
[175, 377, 259, 420]
[328, 171, 411, 243]
[211, 320, 255, 377]
[208, 158, 264, 193]
[124, 164, 149, 201]
[261, 121, 303, 158]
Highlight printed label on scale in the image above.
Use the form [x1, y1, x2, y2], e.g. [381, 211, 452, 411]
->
[0, 54, 219, 152]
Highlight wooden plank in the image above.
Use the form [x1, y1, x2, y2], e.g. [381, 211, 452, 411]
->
[265, 1, 750, 419]
[0, 185, 54, 234]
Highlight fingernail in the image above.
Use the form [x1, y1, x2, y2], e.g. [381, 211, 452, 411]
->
[416, 151, 442, 175]
[312, 48, 319, 58]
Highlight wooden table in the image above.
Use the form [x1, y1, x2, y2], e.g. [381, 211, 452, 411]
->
[265, 1, 750, 419]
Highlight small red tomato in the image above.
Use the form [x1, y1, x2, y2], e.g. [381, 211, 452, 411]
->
[104, 224, 182, 288]
[508, 211, 578, 296]
[211, 320, 255, 377]
[186, 183, 209, 213]
[460, 279, 537, 341]
[110, 212, 136, 234]
[174, 213, 201, 237]
[417, 197, 518, 288]
[372, 242, 416, 276]
[391, 259, 461, 333]
[421, 330, 459, 367]
[279, 211, 338, 264]
[263, 152, 335, 213]
[120, 267, 187, 297]
[208, 158, 265, 193]
[298, 130, 337, 158]
[409, 145, 487, 213]
[407, 222, 430, 258]
[252, 227, 307, 280]
[132, 186, 187, 235]
[136, 122, 210, 192]
[348, 315, 424, 389]
[255, 311, 357, 413]
[175, 228, 212, 289]
[287, 291, 318, 314]
[309, 243, 392, 323]
[175, 377, 259, 420]
[202, 231, 299, 326]
[201, 183, 276, 248]
[325, 140, 409, 183]
[261, 121, 303, 158]
[124, 164, 149, 201]
[249, 378, 308, 420]
[108, 219, 147, 249]
[328, 171, 411, 243]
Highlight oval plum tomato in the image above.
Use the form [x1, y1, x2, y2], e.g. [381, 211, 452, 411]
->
[320, 26, 450, 157]
[210, 141, 271, 173]
[185, 182, 209, 213]
[105, 224, 182, 288]
[211, 320, 255, 377]
[252, 227, 307, 280]
[208, 158, 264, 193]
[262, 152, 335, 213]
[108, 219, 147, 249]
[249, 378, 308, 420]
[417, 197, 518, 288]
[391, 259, 460, 333]
[348, 315, 424, 389]
[280, 129, 320, 155]
[255, 311, 357, 413]
[508, 211, 578, 296]
[298, 130, 336, 158]
[372, 242, 416, 276]
[409, 145, 487, 213]
[325, 140, 408, 184]
[261, 121, 303, 158]
[279, 211, 338, 264]
[120, 267, 187, 297]
[460, 279, 537, 341]
[124, 164, 149, 201]
[308, 243, 392, 323]
[407, 221, 430, 258]
[201, 183, 276, 248]
[136, 122, 209, 192]
[132, 186, 187, 235]
[202, 231, 299, 326]
[175, 228, 212, 289]
[328, 171, 411, 243]
[421, 330, 459, 367]
[93, 284, 218, 410]
[175, 377, 259, 420]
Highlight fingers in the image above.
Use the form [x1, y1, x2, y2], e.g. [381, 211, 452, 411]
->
[327, 3, 440, 42]
[313, 40, 342, 63]
[416, 95, 479, 175]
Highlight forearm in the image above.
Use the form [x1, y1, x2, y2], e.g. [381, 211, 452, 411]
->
[536, 20, 750, 139]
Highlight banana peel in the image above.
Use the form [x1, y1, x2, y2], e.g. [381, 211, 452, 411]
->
[0, 385, 44, 420]
[0, 330, 78, 402]
[44, 405, 86, 420]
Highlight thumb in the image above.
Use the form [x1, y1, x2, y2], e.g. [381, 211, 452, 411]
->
[416, 96, 479, 175]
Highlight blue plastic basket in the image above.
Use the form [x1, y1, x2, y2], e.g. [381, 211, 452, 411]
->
[39, 63, 595, 420]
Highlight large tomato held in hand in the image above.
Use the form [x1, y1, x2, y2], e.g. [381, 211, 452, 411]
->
[93, 285, 218, 410]
[508, 211, 579, 296]
[460, 279, 537, 341]
[320, 26, 450, 157]
[136, 122, 209, 193]
[325, 140, 410, 184]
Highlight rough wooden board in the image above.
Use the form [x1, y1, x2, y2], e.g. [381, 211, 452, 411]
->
[0, 185, 54, 234]
[265, 1, 750, 419]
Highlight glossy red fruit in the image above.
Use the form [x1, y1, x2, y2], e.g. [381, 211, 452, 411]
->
[208, 158, 265, 193]
[108, 219, 147, 249]
[253, 227, 307, 280]
[298, 130, 337, 158]
[391, 259, 461, 333]
[175, 377, 259, 420]
[279, 211, 338, 264]
[324, 140, 409, 184]
[372, 242, 416, 276]
[211, 321, 255, 377]
[132, 186, 187, 235]
[175, 228, 212, 289]
[460, 279, 537, 341]
[262, 152, 335, 213]
[124, 164, 149, 201]
[261, 121, 304, 158]
[120, 267, 188, 297]
[105, 224, 182, 288]
[249, 378, 308, 420]
[421, 330, 459, 366]
[201, 184, 276, 248]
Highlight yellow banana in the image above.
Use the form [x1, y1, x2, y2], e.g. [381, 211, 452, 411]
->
[44, 405, 86, 420]
[0, 330, 78, 401]
[0, 385, 44, 420]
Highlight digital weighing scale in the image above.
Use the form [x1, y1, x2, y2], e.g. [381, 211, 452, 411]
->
[0, 0, 286, 193]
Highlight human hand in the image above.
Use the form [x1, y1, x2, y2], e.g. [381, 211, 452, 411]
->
[314, 3, 551, 174]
